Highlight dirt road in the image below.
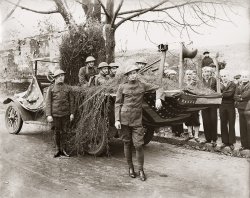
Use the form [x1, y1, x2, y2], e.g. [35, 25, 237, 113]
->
[0, 112, 249, 198]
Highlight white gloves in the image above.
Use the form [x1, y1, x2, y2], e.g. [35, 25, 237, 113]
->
[47, 116, 53, 123]
[155, 99, 162, 110]
[115, 121, 121, 129]
[70, 114, 74, 122]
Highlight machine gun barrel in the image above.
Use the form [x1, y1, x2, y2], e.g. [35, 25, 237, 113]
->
[139, 59, 160, 74]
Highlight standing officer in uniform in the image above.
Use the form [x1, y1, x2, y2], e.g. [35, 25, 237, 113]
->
[219, 70, 236, 150]
[136, 57, 147, 70]
[201, 66, 218, 146]
[109, 62, 120, 78]
[78, 56, 98, 86]
[89, 62, 110, 86]
[115, 65, 160, 181]
[201, 51, 214, 68]
[234, 71, 250, 150]
[46, 69, 74, 157]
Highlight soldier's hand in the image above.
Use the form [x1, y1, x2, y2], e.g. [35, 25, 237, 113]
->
[47, 116, 53, 123]
[115, 121, 121, 129]
[155, 99, 162, 110]
[70, 114, 74, 122]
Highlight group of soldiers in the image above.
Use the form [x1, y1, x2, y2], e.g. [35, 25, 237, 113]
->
[45, 51, 250, 182]
[78, 56, 120, 86]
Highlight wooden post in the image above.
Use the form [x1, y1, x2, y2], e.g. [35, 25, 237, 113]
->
[179, 42, 184, 88]
[157, 44, 168, 85]
[213, 52, 221, 93]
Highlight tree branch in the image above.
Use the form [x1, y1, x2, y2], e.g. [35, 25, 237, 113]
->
[115, 0, 169, 29]
[111, 0, 124, 27]
[96, 0, 110, 18]
[4, 0, 58, 14]
[118, 1, 203, 15]
[1, 0, 21, 24]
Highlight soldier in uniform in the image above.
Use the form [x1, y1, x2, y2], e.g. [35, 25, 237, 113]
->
[136, 57, 147, 70]
[201, 51, 214, 68]
[89, 62, 110, 86]
[78, 56, 98, 86]
[46, 69, 74, 157]
[234, 71, 250, 150]
[115, 65, 160, 181]
[109, 62, 120, 78]
[201, 66, 218, 146]
[219, 70, 236, 150]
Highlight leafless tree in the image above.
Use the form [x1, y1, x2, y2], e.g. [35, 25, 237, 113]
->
[1, 0, 235, 63]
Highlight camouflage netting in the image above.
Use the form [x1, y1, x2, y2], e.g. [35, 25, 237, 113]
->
[65, 72, 216, 155]
[59, 20, 106, 85]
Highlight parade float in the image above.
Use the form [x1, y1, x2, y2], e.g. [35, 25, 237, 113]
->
[3, 44, 222, 156]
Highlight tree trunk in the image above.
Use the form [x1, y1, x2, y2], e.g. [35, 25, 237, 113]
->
[81, 0, 101, 21]
[54, 0, 77, 29]
[104, 24, 115, 63]
[105, 0, 115, 63]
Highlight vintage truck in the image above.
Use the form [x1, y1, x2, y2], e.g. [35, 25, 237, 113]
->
[3, 52, 222, 156]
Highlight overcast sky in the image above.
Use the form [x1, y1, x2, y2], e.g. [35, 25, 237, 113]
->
[0, 0, 249, 50]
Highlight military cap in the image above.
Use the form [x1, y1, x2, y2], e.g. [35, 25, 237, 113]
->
[109, 62, 120, 68]
[124, 65, 140, 75]
[136, 57, 147, 64]
[53, 69, 66, 78]
[98, 62, 110, 69]
[203, 51, 210, 55]
[85, 56, 96, 63]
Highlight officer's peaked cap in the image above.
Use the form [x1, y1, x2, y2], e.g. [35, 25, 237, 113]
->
[53, 69, 66, 78]
[124, 65, 140, 75]
[85, 56, 96, 63]
[98, 62, 110, 68]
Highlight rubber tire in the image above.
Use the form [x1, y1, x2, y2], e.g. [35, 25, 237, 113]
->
[86, 130, 107, 156]
[5, 103, 23, 134]
[143, 126, 155, 145]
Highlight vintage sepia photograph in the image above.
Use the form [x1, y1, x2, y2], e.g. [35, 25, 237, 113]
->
[0, 0, 249, 197]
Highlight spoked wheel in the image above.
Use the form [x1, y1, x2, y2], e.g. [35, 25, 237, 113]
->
[5, 103, 23, 134]
[86, 129, 108, 156]
[143, 125, 155, 145]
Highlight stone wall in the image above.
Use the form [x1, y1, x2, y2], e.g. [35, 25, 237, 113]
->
[0, 33, 62, 79]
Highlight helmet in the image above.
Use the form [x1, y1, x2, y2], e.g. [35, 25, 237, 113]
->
[85, 56, 96, 63]
[136, 57, 147, 64]
[98, 62, 110, 69]
[53, 69, 66, 78]
[124, 65, 139, 75]
[109, 62, 120, 68]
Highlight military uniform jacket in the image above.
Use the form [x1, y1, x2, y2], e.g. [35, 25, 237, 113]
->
[78, 66, 98, 85]
[201, 56, 214, 67]
[234, 81, 250, 110]
[115, 80, 159, 126]
[220, 81, 236, 104]
[89, 74, 109, 86]
[45, 83, 74, 117]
